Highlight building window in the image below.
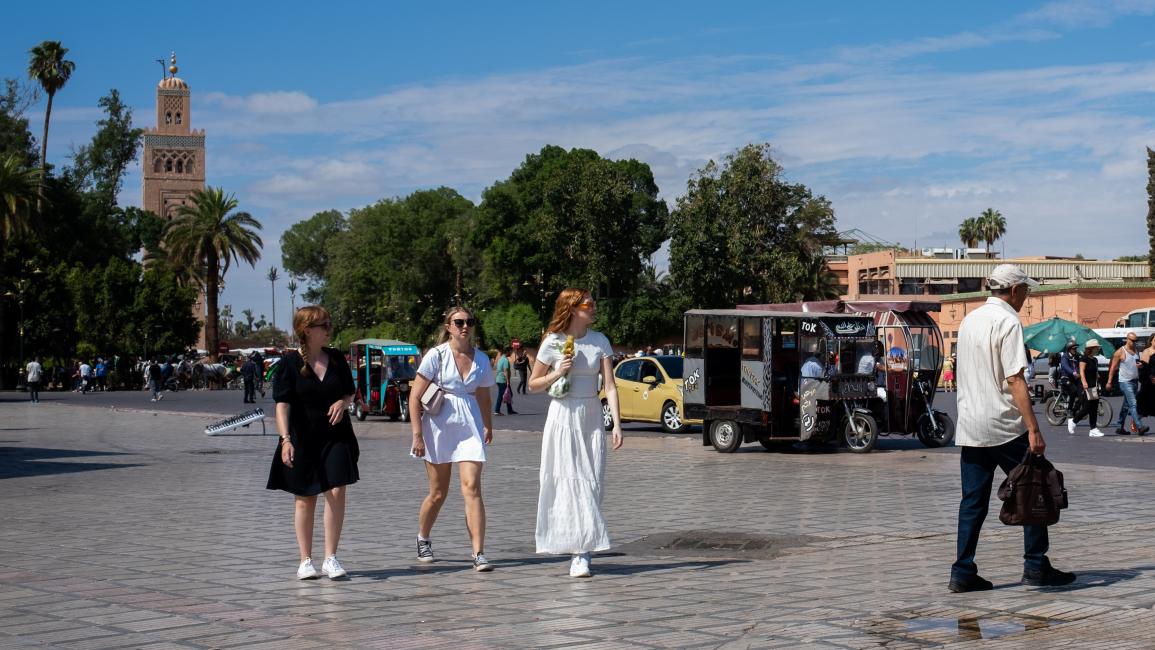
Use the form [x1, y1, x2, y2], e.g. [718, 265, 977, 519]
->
[165, 159, 173, 172]
[175, 112, 182, 125]
[175, 159, 184, 174]
[165, 112, 172, 124]
[153, 158, 162, 173]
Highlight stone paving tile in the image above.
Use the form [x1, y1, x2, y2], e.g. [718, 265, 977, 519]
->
[6, 405, 1155, 648]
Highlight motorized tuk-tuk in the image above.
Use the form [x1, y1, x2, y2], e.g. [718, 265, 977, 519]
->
[740, 300, 954, 448]
[682, 309, 881, 453]
[349, 339, 421, 422]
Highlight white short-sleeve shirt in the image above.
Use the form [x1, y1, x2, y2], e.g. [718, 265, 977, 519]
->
[537, 330, 613, 399]
[955, 297, 1029, 447]
[415, 343, 496, 463]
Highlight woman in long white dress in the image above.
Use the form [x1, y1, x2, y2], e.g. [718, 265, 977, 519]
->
[408, 307, 497, 571]
[529, 288, 623, 578]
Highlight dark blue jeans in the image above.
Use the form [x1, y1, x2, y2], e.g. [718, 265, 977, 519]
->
[952, 434, 1050, 580]
[494, 382, 511, 414]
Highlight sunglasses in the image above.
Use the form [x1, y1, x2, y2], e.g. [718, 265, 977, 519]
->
[308, 320, 331, 329]
[452, 318, 477, 328]
[577, 300, 596, 308]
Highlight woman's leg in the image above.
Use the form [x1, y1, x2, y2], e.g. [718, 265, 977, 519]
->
[323, 486, 346, 557]
[294, 495, 318, 561]
[458, 461, 486, 555]
[419, 462, 452, 537]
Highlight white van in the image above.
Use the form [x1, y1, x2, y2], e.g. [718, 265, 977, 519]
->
[1115, 308, 1155, 328]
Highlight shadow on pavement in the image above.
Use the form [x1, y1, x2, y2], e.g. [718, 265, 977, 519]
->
[0, 446, 142, 480]
[347, 555, 744, 580]
[1025, 566, 1151, 592]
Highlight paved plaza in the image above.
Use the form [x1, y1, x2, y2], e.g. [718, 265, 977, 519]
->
[3, 396, 1155, 648]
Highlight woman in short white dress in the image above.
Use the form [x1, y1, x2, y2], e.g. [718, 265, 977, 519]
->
[408, 307, 497, 571]
[529, 288, 623, 578]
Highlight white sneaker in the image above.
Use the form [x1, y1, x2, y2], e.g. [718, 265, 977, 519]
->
[157, 393, 164, 401]
[1089, 428, 1105, 437]
[150, 398, 156, 402]
[569, 553, 591, 578]
[1067, 418, 1076, 434]
[296, 557, 319, 580]
[321, 555, 346, 579]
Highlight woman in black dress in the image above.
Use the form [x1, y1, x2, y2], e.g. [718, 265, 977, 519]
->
[267, 306, 358, 580]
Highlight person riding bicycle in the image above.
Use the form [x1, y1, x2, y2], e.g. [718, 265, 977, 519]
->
[1058, 340, 1082, 433]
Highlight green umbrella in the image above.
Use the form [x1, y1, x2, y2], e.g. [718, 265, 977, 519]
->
[1022, 317, 1115, 356]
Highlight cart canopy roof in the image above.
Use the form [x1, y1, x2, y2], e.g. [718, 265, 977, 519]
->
[737, 300, 940, 314]
[350, 339, 420, 354]
[686, 308, 872, 320]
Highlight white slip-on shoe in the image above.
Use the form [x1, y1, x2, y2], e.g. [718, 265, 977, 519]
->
[569, 553, 591, 578]
[322, 555, 346, 579]
[1089, 428, 1105, 437]
[297, 557, 319, 580]
[1067, 418, 1076, 434]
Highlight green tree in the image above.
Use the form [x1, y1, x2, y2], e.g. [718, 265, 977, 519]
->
[267, 266, 278, 331]
[597, 265, 685, 346]
[0, 153, 38, 254]
[27, 41, 75, 198]
[241, 308, 255, 335]
[280, 209, 346, 300]
[958, 217, 981, 249]
[977, 208, 1006, 255]
[1147, 147, 1155, 278]
[473, 145, 668, 307]
[324, 187, 476, 345]
[0, 79, 37, 165]
[131, 266, 199, 358]
[162, 187, 263, 360]
[481, 303, 543, 349]
[70, 89, 143, 212]
[668, 143, 840, 308]
[287, 277, 298, 316]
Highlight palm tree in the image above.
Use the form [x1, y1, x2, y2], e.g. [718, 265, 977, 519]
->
[163, 187, 263, 360]
[978, 208, 1006, 255]
[0, 153, 39, 255]
[267, 267, 279, 332]
[287, 277, 298, 316]
[241, 308, 255, 335]
[27, 41, 75, 202]
[958, 217, 981, 249]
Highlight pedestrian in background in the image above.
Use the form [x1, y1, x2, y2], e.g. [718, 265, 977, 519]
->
[530, 288, 623, 578]
[1060, 340, 1081, 433]
[267, 305, 358, 581]
[949, 264, 1074, 593]
[514, 348, 530, 394]
[1137, 333, 1155, 422]
[1077, 340, 1104, 438]
[1106, 332, 1148, 435]
[147, 359, 164, 402]
[493, 345, 516, 415]
[241, 354, 258, 404]
[408, 307, 496, 571]
[26, 356, 42, 403]
[79, 360, 92, 393]
[95, 358, 107, 391]
[942, 352, 955, 392]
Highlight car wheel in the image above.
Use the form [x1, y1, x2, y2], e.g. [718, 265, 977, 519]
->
[710, 419, 743, 453]
[660, 401, 686, 433]
[602, 400, 614, 430]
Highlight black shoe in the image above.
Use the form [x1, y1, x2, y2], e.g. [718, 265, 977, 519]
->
[1022, 566, 1076, 587]
[1117, 427, 1130, 435]
[948, 575, 993, 593]
[508, 410, 518, 415]
[1140, 426, 1150, 435]
[417, 539, 434, 563]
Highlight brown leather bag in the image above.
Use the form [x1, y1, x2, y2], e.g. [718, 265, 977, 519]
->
[998, 452, 1068, 526]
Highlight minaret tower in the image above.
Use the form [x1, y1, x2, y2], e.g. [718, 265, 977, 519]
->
[142, 52, 205, 219]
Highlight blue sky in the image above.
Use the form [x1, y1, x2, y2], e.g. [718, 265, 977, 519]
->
[8, 0, 1155, 330]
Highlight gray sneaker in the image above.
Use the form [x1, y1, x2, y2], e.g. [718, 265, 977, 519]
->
[473, 553, 493, 572]
[417, 539, 434, 563]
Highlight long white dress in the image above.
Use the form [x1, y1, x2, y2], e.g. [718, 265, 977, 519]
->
[535, 330, 614, 554]
[415, 343, 496, 464]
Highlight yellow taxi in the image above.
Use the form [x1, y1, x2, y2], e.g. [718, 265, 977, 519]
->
[600, 355, 701, 433]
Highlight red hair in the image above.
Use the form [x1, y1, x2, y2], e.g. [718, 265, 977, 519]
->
[293, 305, 331, 377]
[546, 288, 589, 333]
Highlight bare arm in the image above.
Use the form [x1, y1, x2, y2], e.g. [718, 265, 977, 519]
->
[276, 402, 295, 467]
[528, 357, 572, 393]
[475, 387, 493, 443]
[1008, 370, 1043, 455]
[1107, 350, 1121, 389]
[601, 357, 623, 449]
[408, 373, 431, 456]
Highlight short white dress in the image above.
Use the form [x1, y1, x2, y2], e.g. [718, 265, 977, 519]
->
[416, 343, 496, 464]
[535, 330, 614, 554]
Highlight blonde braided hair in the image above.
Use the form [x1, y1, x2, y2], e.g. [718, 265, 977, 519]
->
[293, 305, 332, 377]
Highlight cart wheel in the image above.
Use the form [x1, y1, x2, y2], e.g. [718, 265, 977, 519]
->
[710, 419, 743, 453]
[602, 400, 614, 431]
[1044, 396, 1066, 426]
[916, 411, 955, 448]
[1097, 398, 1113, 426]
[355, 403, 367, 422]
[660, 401, 686, 433]
[843, 412, 877, 453]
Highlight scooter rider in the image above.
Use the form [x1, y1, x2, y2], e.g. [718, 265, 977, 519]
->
[1059, 340, 1081, 433]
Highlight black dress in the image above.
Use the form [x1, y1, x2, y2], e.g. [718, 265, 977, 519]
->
[1138, 357, 1155, 418]
[266, 348, 359, 496]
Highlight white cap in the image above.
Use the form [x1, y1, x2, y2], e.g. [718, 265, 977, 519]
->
[987, 264, 1040, 290]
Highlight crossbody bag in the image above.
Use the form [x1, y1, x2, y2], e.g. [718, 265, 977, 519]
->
[419, 346, 446, 415]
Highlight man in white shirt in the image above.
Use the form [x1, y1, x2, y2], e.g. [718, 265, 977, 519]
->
[26, 357, 43, 403]
[79, 361, 93, 394]
[949, 264, 1075, 593]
